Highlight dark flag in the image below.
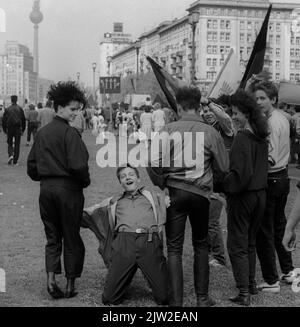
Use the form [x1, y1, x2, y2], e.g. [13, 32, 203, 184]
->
[130, 77, 136, 92]
[239, 4, 272, 89]
[146, 56, 182, 114]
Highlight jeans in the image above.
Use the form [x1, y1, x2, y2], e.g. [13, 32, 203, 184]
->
[27, 122, 38, 142]
[227, 190, 266, 292]
[256, 170, 294, 284]
[7, 126, 22, 164]
[208, 198, 226, 265]
[166, 187, 210, 304]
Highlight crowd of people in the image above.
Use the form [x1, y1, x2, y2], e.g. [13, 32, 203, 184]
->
[1, 78, 300, 307]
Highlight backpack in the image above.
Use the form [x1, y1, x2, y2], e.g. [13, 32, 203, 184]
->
[7, 106, 22, 127]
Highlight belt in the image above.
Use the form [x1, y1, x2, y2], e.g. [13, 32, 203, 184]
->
[118, 226, 159, 241]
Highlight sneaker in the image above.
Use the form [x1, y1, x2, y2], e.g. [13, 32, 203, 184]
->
[209, 259, 224, 268]
[13, 163, 19, 167]
[8, 156, 13, 165]
[258, 281, 280, 293]
[280, 270, 299, 284]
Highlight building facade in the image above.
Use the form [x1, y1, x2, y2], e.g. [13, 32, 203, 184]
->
[109, 0, 300, 95]
[0, 41, 37, 105]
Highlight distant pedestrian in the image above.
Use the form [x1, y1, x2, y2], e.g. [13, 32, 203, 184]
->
[37, 100, 55, 129]
[2, 95, 26, 165]
[27, 81, 90, 300]
[0, 104, 4, 132]
[26, 104, 39, 146]
[152, 102, 166, 132]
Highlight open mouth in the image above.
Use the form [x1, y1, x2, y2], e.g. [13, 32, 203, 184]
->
[126, 181, 134, 186]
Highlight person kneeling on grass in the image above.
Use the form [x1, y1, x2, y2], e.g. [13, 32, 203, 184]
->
[82, 164, 169, 306]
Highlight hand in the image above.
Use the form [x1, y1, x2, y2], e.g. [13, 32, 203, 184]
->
[200, 97, 209, 105]
[165, 195, 171, 208]
[282, 229, 297, 252]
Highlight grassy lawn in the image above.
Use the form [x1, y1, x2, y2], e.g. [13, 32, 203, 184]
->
[0, 129, 299, 307]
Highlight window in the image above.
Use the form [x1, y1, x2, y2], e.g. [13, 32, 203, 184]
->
[276, 48, 280, 56]
[207, 45, 212, 54]
[225, 33, 230, 42]
[220, 32, 225, 42]
[240, 21, 245, 29]
[247, 34, 252, 42]
[207, 20, 212, 29]
[297, 37, 300, 45]
[213, 20, 218, 29]
[247, 47, 251, 55]
[296, 61, 300, 69]
[276, 23, 281, 32]
[276, 35, 280, 45]
[247, 21, 252, 30]
[291, 37, 295, 45]
[291, 48, 295, 57]
[212, 58, 217, 66]
[269, 23, 274, 31]
[207, 32, 212, 41]
[296, 49, 300, 57]
[276, 60, 280, 69]
[220, 59, 224, 66]
[290, 73, 295, 81]
[207, 58, 212, 66]
[213, 32, 217, 42]
[275, 73, 280, 81]
[220, 45, 225, 54]
[212, 45, 218, 54]
[226, 20, 231, 29]
[240, 33, 245, 42]
[296, 74, 300, 81]
[226, 46, 230, 54]
[220, 20, 225, 29]
[269, 34, 274, 43]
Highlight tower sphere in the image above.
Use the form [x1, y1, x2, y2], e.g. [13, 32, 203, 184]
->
[30, 10, 43, 24]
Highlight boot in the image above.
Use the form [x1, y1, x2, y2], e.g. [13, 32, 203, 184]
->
[65, 278, 78, 298]
[229, 291, 250, 306]
[47, 272, 64, 299]
[249, 281, 258, 295]
[167, 255, 183, 307]
[197, 295, 216, 307]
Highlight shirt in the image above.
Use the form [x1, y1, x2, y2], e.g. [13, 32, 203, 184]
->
[27, 109, 39, 123]
[152, 109, 165, 125]
[115, 189, 157, 232]
[268, 109, 290, 173]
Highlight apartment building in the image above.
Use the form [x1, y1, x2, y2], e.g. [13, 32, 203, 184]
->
[110, 0, 300, 94]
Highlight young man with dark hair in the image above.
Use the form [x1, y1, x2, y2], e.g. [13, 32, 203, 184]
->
[149, 86, 229, 307]
[95, 164, 169, 305]
[255, 81, 298, 293]
[2, 95, 26, 165]
[27, 81, 90, 299]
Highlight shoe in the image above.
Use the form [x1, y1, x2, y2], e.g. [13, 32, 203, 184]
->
[258, 281, 280, 293]
[8, 156, 13, 165]
[229, 293, 250, 306]
[65, 290, 78, 298]
[13, 163, 19, 167]
[47, 284, 64, 299]
[280, 270, 299, 284]
[249, 283, 258, 295]
[197, 295, 216, 307]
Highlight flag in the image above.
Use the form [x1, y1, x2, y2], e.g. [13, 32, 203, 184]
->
[147, 56, 186, 113]
[208, 49, 242, 98]
[130, 77, 136, 92]
[239, 4, 272, 89]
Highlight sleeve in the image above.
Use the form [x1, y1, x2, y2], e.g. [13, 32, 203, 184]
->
[20, 108, 26, 132]
[209, 103, 234, 136]
[223, 136, 253, 194]
[209, 129, 229, 191]
[65, 127, 91, 188]
[27, 139, 41, 181]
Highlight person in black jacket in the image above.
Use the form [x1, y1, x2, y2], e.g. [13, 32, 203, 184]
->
[223, 89, 269, 306]
[2, 95, 26, 165]
[27, 81, 90, 299]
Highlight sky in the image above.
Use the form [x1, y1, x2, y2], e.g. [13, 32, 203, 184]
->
[0, 0, 300, 87]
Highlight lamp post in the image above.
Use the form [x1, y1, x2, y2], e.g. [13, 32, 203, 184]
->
[134, 40, 141, 92]
[92, 62, 97, 105]
[188, 11, 200, 85]
[106, 56, 113, 131]
[76, 72, 80, 83]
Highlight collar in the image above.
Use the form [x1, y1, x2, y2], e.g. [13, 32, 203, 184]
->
[180, 114, 207, 124]
[54, 116, 69, 124]
[121, 186, 145, 199]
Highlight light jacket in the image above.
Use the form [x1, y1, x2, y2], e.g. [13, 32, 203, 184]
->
[81, 188, 166, 268]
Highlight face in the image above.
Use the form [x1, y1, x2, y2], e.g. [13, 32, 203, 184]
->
[232, 106, 248, 130]
[202, 106, 216, 125]
[118, 167, 140, 193]
[57, 100, 81, 122]
[255, 90, 275, 115]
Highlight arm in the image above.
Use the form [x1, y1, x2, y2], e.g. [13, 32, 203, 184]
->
[282, 188, 300, 251]
[65, 128, 91, 188]
[20, 108, 26, 133]
[27, 140, 40, 181]
[2, 109, 7, 134]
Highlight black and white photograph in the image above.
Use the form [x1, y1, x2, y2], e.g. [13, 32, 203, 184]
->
[1, 0, 300, 315]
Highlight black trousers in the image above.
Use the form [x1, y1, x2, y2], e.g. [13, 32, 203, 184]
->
[102, 232, 169, 305]
[227, 190, 266, 292]
[27, 122, 38, 142]
[256, 171, 294, 284]
[7, 126, 21, 164]
[39, 184, 85, 278]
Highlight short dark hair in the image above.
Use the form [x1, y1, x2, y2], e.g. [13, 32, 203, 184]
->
[47, 81, 87, 112]
[231, 89, 269, 139]
[175, 86, 201, 111]
[37, 102, 43, 109]
[254, 81, 278, 104]
[46, 100, 52, 108]
[116, 163, 140, 181]
[11, 95, 17, 104]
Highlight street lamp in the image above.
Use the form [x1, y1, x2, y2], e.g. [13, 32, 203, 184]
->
[106, 56, 113, 131]
[76, 72, 80, 83]
[188, 11, 200, 85]
[92, 62, 97, 104]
